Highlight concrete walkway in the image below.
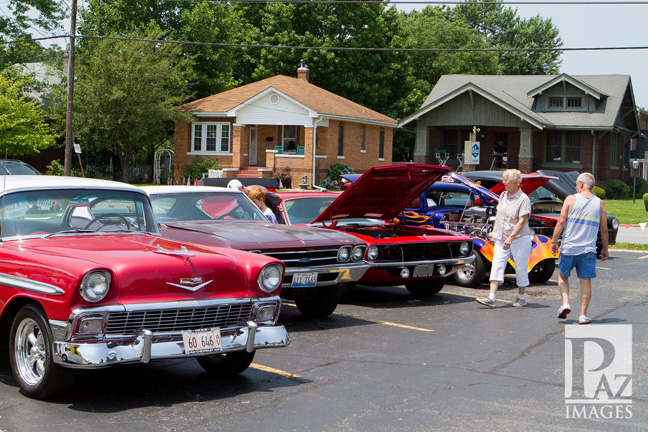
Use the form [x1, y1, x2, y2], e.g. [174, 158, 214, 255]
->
[615, 224, 648, 245]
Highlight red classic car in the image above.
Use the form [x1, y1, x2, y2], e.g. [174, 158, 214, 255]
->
[278, 164, 475, 297]
[140, 186, 368, 319]
[0, 176, 288, 399]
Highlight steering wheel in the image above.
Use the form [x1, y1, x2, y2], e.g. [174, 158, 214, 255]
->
[84, 213, 132, 231]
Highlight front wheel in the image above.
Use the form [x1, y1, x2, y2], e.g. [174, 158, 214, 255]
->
[196, 351, 256, 377]
[405, 277, 447, 298]
[528, 258, 556, 284]
[295, 284, 341, 318]
[9, 304, 74, 399]
[453, 253, 487, 288]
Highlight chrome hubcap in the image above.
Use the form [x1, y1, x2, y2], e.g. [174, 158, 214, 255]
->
[15, 318, 46, 386]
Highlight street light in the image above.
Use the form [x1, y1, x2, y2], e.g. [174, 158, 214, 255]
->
[632, 159, 639, 203]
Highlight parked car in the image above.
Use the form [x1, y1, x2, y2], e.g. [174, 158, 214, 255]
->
[0, 159, 41, 175]
[278, 164, 475, 297]
[461, 170, 618, 254]
[402, 173, 558, 288]
[140, 186, 368, 319]
[0, 176, 289, 399]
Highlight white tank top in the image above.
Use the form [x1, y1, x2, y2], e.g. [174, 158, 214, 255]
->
[560, 194, 601, 255]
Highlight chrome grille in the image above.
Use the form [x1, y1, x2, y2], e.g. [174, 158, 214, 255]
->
[105, 303, 254, 334]
[265, 248, 343, 268]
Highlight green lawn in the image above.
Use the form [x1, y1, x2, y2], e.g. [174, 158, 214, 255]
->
[604, 199, 648, 224]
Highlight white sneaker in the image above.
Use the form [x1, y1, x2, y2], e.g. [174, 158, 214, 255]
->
[512, 298, 527, 308]
[476, 297, 496, 308]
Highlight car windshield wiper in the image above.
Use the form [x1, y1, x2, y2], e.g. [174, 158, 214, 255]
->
[44, 229, 96, 238]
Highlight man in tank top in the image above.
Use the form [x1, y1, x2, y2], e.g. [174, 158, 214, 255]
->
[550, 173, 609, 324]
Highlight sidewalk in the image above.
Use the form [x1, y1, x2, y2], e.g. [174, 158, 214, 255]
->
[615, 225, 648, 245]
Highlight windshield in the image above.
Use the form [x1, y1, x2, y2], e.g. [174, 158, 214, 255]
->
[0, 162, 41, 175]
[283, 197, 336, 224]
[425, 189, 475, 207]
[0, 189, 156, 238]
[149, 192, 267, 222]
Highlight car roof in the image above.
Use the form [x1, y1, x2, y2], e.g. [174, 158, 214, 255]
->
[140, 185, 242, 195]
[0, 175, 145, 194]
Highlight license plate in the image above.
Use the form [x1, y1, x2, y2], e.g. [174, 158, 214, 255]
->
[413, 264, 435, 277]
[292, 272, 318, 287]
[182, 328, 222, 355]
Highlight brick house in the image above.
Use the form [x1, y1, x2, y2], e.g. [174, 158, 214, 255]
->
[399, 74, 641, 187]
[174, 64, 396, 186]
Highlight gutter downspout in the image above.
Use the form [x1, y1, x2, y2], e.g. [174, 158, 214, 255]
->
[591, 130, 596, 179]
[312, 117, 323, 187]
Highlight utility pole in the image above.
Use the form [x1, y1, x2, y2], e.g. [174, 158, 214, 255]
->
[64, 0, 77, 176]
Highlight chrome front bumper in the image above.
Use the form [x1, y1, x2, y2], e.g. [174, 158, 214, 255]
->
[367, 255, 475, 270]
[51, 322, 289, 369]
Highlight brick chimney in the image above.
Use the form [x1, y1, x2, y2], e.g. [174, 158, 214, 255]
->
[297, 59, 309, 82]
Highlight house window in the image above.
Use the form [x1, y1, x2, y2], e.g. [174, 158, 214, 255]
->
[545, 131, 582, 166]
[361, 125, 366, 151]
[191, 122, 231, 154]
[379, 128, 384, 159]
[611, 133, 619, 169]
[549, 97, 563, 109]
[283, 125, 297, 152]
[567, 97, 582, 108]
[338, 123, 344, 156]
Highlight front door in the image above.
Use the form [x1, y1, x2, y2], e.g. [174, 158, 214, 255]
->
[249, 127, 258, 166]
[492, 131, 508, 169]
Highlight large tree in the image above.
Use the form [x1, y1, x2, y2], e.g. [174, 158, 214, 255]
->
[0, 72, 55, 156]
[449, 0, 563, 74]
[72, 29, 194, 182]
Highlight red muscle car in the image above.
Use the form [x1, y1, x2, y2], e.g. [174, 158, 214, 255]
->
[278, 164, 475, 297]
[0, 176, 288, 399]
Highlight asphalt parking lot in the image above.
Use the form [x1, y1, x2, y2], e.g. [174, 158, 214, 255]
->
[0, 249, 646, 432]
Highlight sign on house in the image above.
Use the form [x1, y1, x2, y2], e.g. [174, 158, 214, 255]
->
[464, 141, 480, 165]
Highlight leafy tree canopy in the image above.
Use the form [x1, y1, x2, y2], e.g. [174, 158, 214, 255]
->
[0, 71, 55, 156]
[72, 28, 195, 182]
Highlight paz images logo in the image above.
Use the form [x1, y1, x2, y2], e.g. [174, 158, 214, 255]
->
[564, 325, 633, 419]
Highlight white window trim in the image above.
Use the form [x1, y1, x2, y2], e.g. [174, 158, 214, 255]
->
[189, 122, 231, 155]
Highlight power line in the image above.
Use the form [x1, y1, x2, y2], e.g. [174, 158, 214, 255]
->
[3, 34, 648, 53]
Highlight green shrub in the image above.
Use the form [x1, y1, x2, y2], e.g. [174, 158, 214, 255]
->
[606, 179, 630, 199]
[45, 159, 83, 177]
[325, 163, 354, 189]
[593, 186, 606, 199]
[628, 175, 648, 197]
[182, 157, 221, 181]
[644, 192, 648, 212]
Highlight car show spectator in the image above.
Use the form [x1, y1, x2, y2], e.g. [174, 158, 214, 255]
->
[227, 179, 285, 223]
[248, 187, 278, 223]
[550, 172, 609, 324]
[476, 169, 532, 308]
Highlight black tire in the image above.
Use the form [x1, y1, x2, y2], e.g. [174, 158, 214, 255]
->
[9, 304, 74, 399]
[196, 351, 256, 376]
[405, 277, 447, 298]
[528, 258, 556, 284]
[295, 284, 341, 318]
[453, 253, 488, 288]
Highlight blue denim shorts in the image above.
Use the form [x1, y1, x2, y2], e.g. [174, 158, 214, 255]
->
[558, 252, 597, 279]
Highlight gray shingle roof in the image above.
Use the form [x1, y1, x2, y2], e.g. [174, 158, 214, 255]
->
[415, 74, 634, 129]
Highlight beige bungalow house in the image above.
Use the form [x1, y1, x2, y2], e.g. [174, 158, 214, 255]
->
[399, 74, 641, 186]
[174, 64, 397, 187]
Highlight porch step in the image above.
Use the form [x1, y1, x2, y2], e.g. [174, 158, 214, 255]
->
[238, 167, 266, 178]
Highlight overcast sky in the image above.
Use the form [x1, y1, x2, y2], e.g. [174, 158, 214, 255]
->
[397, 0, 648, 108]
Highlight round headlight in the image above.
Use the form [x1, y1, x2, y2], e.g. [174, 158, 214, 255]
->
[337, 246, 351, 262]
[367, 245, 379, 261]
[80, 271, 111, 303]
[611, 217, 619, 230]
[259, 263, 283, 293]
[351, 245, 365, 262]
[459, 242, 471, 256]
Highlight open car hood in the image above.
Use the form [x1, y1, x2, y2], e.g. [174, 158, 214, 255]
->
[450, 173, 501, 206]
[535, 170, 580, 200]
[490, 173, 558, 196]
[314, 164, 451, 222]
